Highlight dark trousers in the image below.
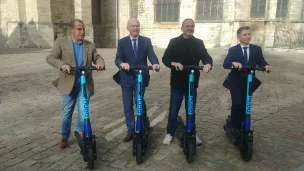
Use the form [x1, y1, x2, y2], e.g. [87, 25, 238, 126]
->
[167, 87, 197, 136]
[230, 87, 246, 129]
[121, 83, 147, 133]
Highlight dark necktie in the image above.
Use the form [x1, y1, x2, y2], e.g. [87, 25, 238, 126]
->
[243, 47, 248, 64]
[132, 39, 138, 59]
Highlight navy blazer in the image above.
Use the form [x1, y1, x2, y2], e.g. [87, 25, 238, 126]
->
[223, 44, 269, 91]
[114, 36, 159, 87]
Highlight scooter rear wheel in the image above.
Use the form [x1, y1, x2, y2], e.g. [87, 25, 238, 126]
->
[186, 142, 194, 163]
[132, 138, 136, 156]
[87, 147, 94, 170]
[241, 141, 253, 161]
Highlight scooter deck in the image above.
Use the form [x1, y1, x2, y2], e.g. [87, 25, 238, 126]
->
[224, 116, 241, 147]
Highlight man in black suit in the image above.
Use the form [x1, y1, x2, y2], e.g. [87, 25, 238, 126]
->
[223, 26, 270, 136]
[162, 18, 213, 146]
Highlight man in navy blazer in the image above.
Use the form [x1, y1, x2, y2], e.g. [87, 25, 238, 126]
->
[115, 18, 160, 142]
[223, 26, 270, 135]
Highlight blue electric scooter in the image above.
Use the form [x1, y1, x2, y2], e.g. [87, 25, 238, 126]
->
[71, 66, 102, 170]
[176, 65, 204, 163]
[224, 65, 269, 161]
[130, 65, 153, 164]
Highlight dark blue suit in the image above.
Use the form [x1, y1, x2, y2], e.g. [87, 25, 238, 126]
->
[115, 36, 159, 133]
[223, 44, 269, 129]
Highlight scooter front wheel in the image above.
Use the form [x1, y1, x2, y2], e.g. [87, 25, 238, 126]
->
[87, 147, 94, 170]
[241, 141, 253, 161]
[186, 142, 194, 163]
[136, 142, 143, 164]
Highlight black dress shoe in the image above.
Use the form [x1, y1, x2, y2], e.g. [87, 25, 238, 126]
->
[123, 133, 133, 142]
[224, 123, 241, 146]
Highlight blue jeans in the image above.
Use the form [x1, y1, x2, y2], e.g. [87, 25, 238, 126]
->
[121, 83, 147, 133]
[61, 85, 90, 140]
[167, 87, 197, 136]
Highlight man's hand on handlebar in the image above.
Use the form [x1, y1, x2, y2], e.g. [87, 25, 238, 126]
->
[232, 62, 242, 70]
[96, 64, 105, 71]
[171, 62, 183, 71]
[203, 64, 212, 73]
[264, 65, 270, 72]
[152, 64, 160, 72]
[120, 63, 130, 71]
[61, 64, 71, 73]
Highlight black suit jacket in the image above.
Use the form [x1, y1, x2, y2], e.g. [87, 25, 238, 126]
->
[162, 35, 213, 88]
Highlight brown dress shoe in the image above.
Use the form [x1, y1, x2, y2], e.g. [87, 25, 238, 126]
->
[79, 133, 83, 140]
[123, 133, 133, 142]
[60, 139, 68, 148]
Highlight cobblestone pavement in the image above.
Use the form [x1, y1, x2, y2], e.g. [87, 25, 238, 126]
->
[0, 47, 303, 171]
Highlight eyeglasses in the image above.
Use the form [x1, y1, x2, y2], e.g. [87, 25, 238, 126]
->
[75, 28, 86, 31]
[183, 25, 194, 28]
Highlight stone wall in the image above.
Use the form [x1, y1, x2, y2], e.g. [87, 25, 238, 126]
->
[0, 0, 8, 47]
[131, 0, 304, 50]
[51, 0, 75, 23]
[93, 0, 117, 48]
[0, 0, 303, 50]
[274, 22, 304, 48]
[0, 0, 54, 48]
[0, 0, 94, 48]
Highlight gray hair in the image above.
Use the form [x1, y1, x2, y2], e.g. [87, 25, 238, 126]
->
[70, 19, 84, 28]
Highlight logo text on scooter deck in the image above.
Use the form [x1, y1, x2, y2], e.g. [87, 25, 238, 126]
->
[137, 96, 142, 115]
[188, 96, 194, 114]
[84, 99, 89, 118]
[246, 96, 251, 114]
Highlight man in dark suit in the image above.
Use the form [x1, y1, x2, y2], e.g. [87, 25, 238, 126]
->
[223, 26, 270, 135]
[115, 18, 160, 142]
[162, 18, 213, 146]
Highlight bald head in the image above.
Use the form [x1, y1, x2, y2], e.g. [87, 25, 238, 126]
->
[127, 18, 140, 38]
[128, 18, 140, 27]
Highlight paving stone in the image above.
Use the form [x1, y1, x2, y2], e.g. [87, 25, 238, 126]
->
[100, 152, 120, 162]
[18, 159, 38, 167]
[152, 153, 167, 161]
[69, 159, 87, 171]
[0, 148, 9, 156]
[5, 157, 24, 167]
[18, 150, 38, 160]
[109, 159, 128, 169]
[0, 48, 303, 170]
[49, 161, 71, 170]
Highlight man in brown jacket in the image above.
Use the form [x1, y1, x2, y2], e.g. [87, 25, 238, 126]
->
[46, 19, 105, 148]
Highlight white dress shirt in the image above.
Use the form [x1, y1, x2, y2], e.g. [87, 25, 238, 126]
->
[130, 36, 138, 50]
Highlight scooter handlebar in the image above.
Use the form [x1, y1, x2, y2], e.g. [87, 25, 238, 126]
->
[229, 65, 270, 73]
[129, 65, 153, 71]
[182, 65, 204, 70]
[70, 66, 101, 71]
[171, 65, 206, 71]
